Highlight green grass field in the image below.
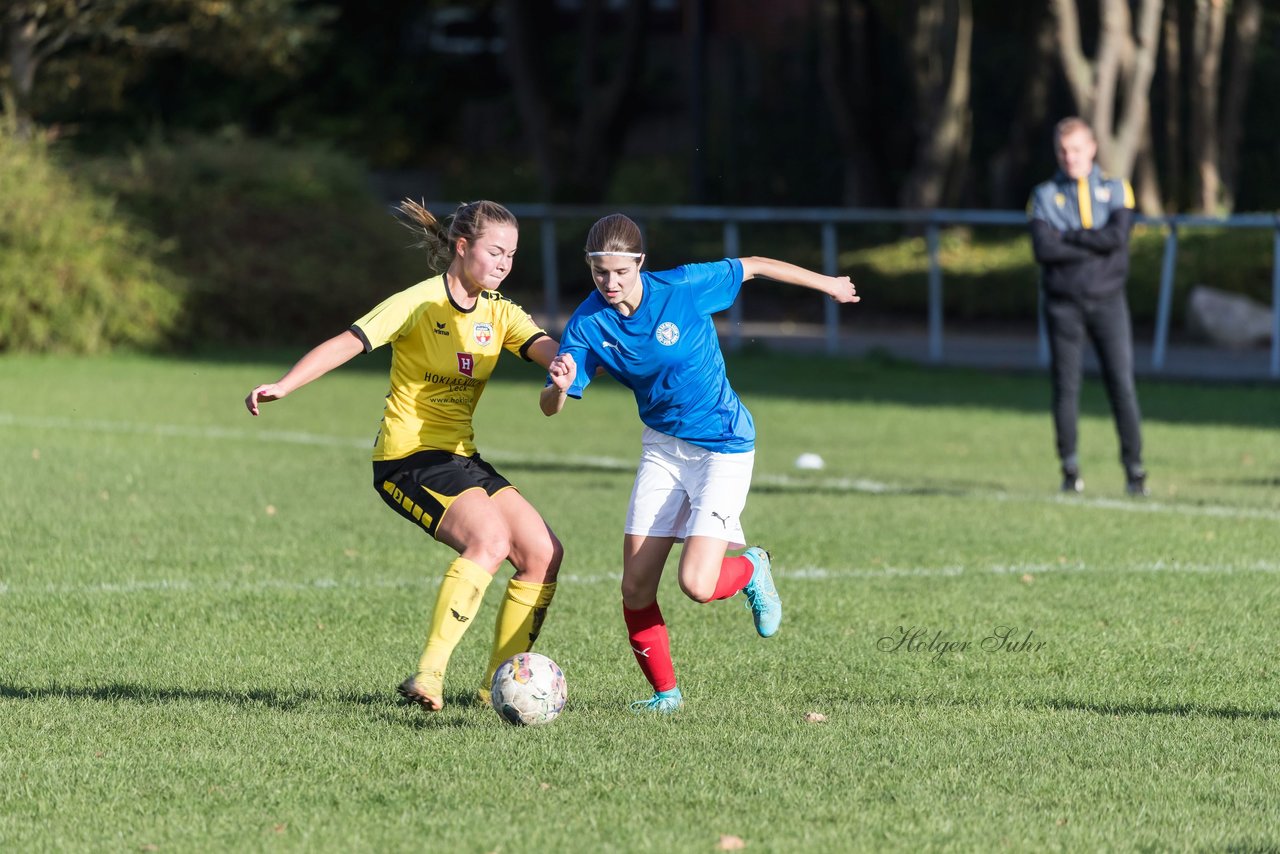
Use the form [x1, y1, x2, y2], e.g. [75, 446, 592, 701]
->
[2, 351, 1279, 852]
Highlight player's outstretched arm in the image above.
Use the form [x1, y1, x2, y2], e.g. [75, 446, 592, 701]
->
[526, 336, 562, 370]
[244, 330, 364, 415]
[540, 352, 576, 417]
[739, 257, 860, 304]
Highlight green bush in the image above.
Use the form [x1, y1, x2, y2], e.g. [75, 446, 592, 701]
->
[1, 133, 429, 354]
[0, 131, 181, 353]
[89, 134, 427, 349]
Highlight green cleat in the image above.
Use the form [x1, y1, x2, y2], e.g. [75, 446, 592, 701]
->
[629, 686, 683, 714]
[742, 546, 781, 637]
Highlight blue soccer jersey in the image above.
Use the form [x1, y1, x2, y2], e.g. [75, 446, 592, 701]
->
[558, 259, 755, 453]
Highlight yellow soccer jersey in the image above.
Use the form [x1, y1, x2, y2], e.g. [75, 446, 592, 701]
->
[350, 275, 547, 461]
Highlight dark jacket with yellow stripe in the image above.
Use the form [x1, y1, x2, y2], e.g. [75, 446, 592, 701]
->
[1028, 166, 1135, 299]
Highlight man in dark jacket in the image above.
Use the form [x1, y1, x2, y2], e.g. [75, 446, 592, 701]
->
[1028, 117, 1147, 497]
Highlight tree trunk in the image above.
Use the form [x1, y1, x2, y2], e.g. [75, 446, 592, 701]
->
[1089, 0, 1130, 151]
[1133, 112, 1163, 215]
[899, 0, 973, 209]
[1218, 0, 1262, 211]
[684, 0, 708, 203]
[566, 0, 648, 201]
[1049, 0, 1163, 180]
[1161, 0, 1182, 210]
[988, 6, 1055, 208]
[499, 0, 558, 199]
[1108, 0, 1162, 178]
[500, 0, 648, 201]
[1048, 0, 1095, 115]
[817, 0, 883, 206]
[1189, 0, 1227, 213]
[3, 7, 41, 137]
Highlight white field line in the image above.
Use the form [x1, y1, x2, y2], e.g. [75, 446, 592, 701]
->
[4, 412, 1280, 522]
[0, 412, 633, 471]
[4, 559, 1280, 598]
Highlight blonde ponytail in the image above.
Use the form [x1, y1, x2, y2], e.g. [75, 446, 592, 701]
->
[396, 199, 453, 274]
[396, 198, 520, 275]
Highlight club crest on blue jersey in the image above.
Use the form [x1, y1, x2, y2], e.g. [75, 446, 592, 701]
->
[655, 322, 680, 346]
[473, 323, 493, 346]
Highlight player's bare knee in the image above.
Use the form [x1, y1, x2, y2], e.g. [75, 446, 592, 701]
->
[620, 576, 643, 601]
[468, 529, 512, 568]
[621, 591, 656, 611]
[620, 577, 656, 608]
[678, 575, 715, 604]
[513, 534, 562, 583]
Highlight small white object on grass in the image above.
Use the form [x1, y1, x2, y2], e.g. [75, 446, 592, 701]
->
[794, 452, 825, 471]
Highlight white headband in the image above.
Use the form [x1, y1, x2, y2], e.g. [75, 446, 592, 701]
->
[586, 251, 643, 258]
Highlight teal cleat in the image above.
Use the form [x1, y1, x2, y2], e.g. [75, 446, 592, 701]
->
[742, 547, 781, 637]
[629, 686, 683, 714]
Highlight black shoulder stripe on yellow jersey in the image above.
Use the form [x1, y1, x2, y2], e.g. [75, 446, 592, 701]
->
[349, 324, 374, 353]
[519, 331, 549, 361]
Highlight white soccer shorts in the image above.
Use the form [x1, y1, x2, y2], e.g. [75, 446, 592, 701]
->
[624, 426, 755, 548]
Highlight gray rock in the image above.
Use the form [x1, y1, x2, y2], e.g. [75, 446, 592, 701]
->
[1186, 285, 1273, 349]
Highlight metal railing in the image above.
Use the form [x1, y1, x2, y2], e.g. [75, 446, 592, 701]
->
[439, 203, 1280, 379]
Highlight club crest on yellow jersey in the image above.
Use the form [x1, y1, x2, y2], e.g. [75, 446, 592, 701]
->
[473, 323, 493, 346]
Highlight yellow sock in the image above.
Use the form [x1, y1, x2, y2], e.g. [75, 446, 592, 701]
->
[481, 579, 557, 693]
[417, 557, 493, 677]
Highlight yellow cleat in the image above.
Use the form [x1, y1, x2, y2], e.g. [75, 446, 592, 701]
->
[397, 671, 445, 711]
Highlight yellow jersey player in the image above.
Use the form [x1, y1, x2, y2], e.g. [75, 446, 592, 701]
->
[246, 199, 563, 711]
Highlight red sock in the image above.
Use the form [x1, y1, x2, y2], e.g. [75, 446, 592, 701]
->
[623, 602, 677, 692]
[710, 555, 754, 601]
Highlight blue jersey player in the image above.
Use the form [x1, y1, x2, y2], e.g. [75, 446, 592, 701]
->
[541, 213, 859, 712]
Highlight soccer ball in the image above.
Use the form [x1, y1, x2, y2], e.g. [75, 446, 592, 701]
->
[490, 652, 567, 726]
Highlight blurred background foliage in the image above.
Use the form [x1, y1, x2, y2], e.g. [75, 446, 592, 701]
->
[2, 0, 1278, 352]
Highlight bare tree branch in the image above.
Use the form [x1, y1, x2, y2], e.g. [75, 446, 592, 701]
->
[1111, 0, 1161, 177]
[1049, 0, 1163, 188]
[1091, 0, 1129, 147]
[900, 0, 972, 209]
[1049, 0, 1093, 113]
[1189, 0, 1227, 211]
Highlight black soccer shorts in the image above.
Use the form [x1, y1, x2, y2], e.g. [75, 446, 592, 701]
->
[372, 450, 513, 538]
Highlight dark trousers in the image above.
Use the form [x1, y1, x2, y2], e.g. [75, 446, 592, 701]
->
[1043, 290, 1144, 472]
